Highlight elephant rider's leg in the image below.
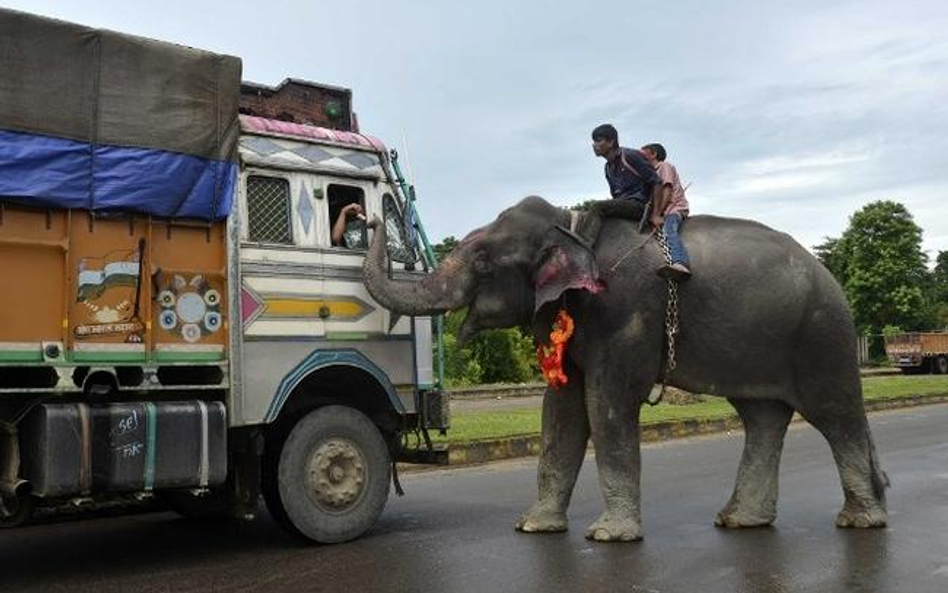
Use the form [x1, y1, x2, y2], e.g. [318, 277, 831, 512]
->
[715, 398, 794, 528]
[583, 369, 653, 542]
[799, 407, 888, 528]
[516, 362, 588, 533]
[575, 199, 647, 244]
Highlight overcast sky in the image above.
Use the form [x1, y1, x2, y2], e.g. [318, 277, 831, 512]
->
[7, 0, 948, 260]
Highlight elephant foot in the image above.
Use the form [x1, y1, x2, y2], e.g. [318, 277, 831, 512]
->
[714, 500, 776, 528]
[714, 508, 776, 529]
[836, 501, 887, 528]
[584, 512, 642, 542]
[515, 505, 568, 533]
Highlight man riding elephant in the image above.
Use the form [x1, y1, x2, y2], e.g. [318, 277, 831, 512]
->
[363, 196, 888, 541]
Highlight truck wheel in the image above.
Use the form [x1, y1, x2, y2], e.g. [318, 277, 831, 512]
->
[276, 406, 390, 543]
[936, 356, 948, 375]
[262, 431, 299, 537]
[0, 493, 35, 528]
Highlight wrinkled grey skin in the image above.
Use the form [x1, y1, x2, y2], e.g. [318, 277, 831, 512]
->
[364, 196, 888, 542]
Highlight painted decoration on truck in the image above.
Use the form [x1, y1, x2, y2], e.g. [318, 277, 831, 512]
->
[239, 281, 374, 331]
[241, 284, 266, 328]
[239, 132, 383, 174]
[74, 250, 145, 342]
[156, 275, 223, 343]
[298, 182, 314, 235]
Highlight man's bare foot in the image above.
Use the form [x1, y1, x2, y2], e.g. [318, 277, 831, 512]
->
[657, 262, 691, 281]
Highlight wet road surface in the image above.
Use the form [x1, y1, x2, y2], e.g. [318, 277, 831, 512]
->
[1, 404, 946, 593]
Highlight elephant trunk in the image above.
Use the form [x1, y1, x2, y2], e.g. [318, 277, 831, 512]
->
[363, 218, 474, 316]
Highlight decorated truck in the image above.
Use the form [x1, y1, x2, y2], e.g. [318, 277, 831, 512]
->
[0, 8, 448, 542]
[884, 332, 948, 375]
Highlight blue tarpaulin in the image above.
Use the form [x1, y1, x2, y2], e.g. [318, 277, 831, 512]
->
[0, 129, 237, 219]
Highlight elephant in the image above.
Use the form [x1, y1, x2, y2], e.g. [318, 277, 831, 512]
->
[363, 196, 888, 542]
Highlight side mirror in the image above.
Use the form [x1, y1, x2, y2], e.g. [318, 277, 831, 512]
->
[383, 196, 418, 265]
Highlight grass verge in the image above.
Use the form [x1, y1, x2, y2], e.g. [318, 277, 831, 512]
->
[435, 374, 948, 444]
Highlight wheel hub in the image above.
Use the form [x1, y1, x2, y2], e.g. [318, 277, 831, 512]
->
[306, 438, 367, 512]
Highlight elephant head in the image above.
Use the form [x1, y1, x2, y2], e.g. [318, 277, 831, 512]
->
[363, 196, 604, 343]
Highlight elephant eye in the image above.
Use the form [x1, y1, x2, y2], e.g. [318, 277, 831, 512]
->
[473, 251, 492, 275]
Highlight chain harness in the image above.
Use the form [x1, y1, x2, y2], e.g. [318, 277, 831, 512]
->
[648, 228, 680, 405]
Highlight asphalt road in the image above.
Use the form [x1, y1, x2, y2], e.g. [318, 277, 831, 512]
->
[2, 405, 947, 593]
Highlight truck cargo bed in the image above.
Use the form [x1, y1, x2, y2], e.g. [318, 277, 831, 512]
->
[0, 206, 228, 393]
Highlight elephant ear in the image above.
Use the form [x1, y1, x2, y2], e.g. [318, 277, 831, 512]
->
[533, 226, 605, 312]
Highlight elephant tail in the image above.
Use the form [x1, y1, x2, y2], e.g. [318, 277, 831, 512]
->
[866, 425, 890, 501]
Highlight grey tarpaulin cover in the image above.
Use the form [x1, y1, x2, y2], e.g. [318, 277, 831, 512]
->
[0, 8, 243, 219]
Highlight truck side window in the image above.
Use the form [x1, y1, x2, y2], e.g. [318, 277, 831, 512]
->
[328, 184, 366, 249]
[383, 193, 417, 264]
[246, 175, 293, 244]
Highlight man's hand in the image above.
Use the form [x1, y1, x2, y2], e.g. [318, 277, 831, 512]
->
[343, 203, 366, 220]
[650, 214, 664, 229]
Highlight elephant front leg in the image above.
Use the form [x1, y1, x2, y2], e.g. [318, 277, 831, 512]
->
[716, 398, 794, 528]
[584, 377, 648, 542]
[516, 370, 589, 534]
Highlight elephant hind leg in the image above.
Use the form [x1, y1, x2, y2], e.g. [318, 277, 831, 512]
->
[799, 405, 888, 528]
[716, 398, 794, 528]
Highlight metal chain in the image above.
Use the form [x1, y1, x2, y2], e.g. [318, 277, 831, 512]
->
[655, 229, 679, 375]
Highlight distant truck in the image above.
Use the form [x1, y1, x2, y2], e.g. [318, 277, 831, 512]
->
[0, 9, 448, 541]
[884, 332, 948, 375]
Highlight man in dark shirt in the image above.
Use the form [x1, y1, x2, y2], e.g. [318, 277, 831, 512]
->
[591, 123, 662, 224]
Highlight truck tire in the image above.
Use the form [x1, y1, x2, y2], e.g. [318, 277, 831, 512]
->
[936, 356, 948, 375]
[276, 406, 390, 543]
[262, 431, 300, 537]
[0, 493, 35, 528]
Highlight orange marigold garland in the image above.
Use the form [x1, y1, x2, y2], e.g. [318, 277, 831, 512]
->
[537, 309, 575, 389]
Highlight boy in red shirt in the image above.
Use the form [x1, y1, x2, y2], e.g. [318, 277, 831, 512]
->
[642, 143, 691, 280]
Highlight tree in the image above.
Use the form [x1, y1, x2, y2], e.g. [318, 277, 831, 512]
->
[813, 237, 846, 280]
[933, 251, 948, 298]
[815, 201, 929, 333]
[432, 236, 458, 262]
[930, 250, 948, 329]
[571, 199, 599, 212]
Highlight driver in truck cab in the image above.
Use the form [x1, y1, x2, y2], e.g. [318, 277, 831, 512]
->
[332, 202, 367, 248]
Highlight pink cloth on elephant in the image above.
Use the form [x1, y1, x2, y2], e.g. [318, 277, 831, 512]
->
[656, 161, 689, 216]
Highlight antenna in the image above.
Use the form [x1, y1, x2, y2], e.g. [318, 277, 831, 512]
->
[401, 128, 416, 186]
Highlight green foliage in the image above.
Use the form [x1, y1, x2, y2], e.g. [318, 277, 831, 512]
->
[813, 237, 846, 279]
[433, 235, 458, 261]
[815, 201, 931, 333]
[882, 325, 903, 337]
[471, 326, 538, 384]
[571, 199, 599, 212]
[931, 251, 948, 328]
[441, 331, 483, 387]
